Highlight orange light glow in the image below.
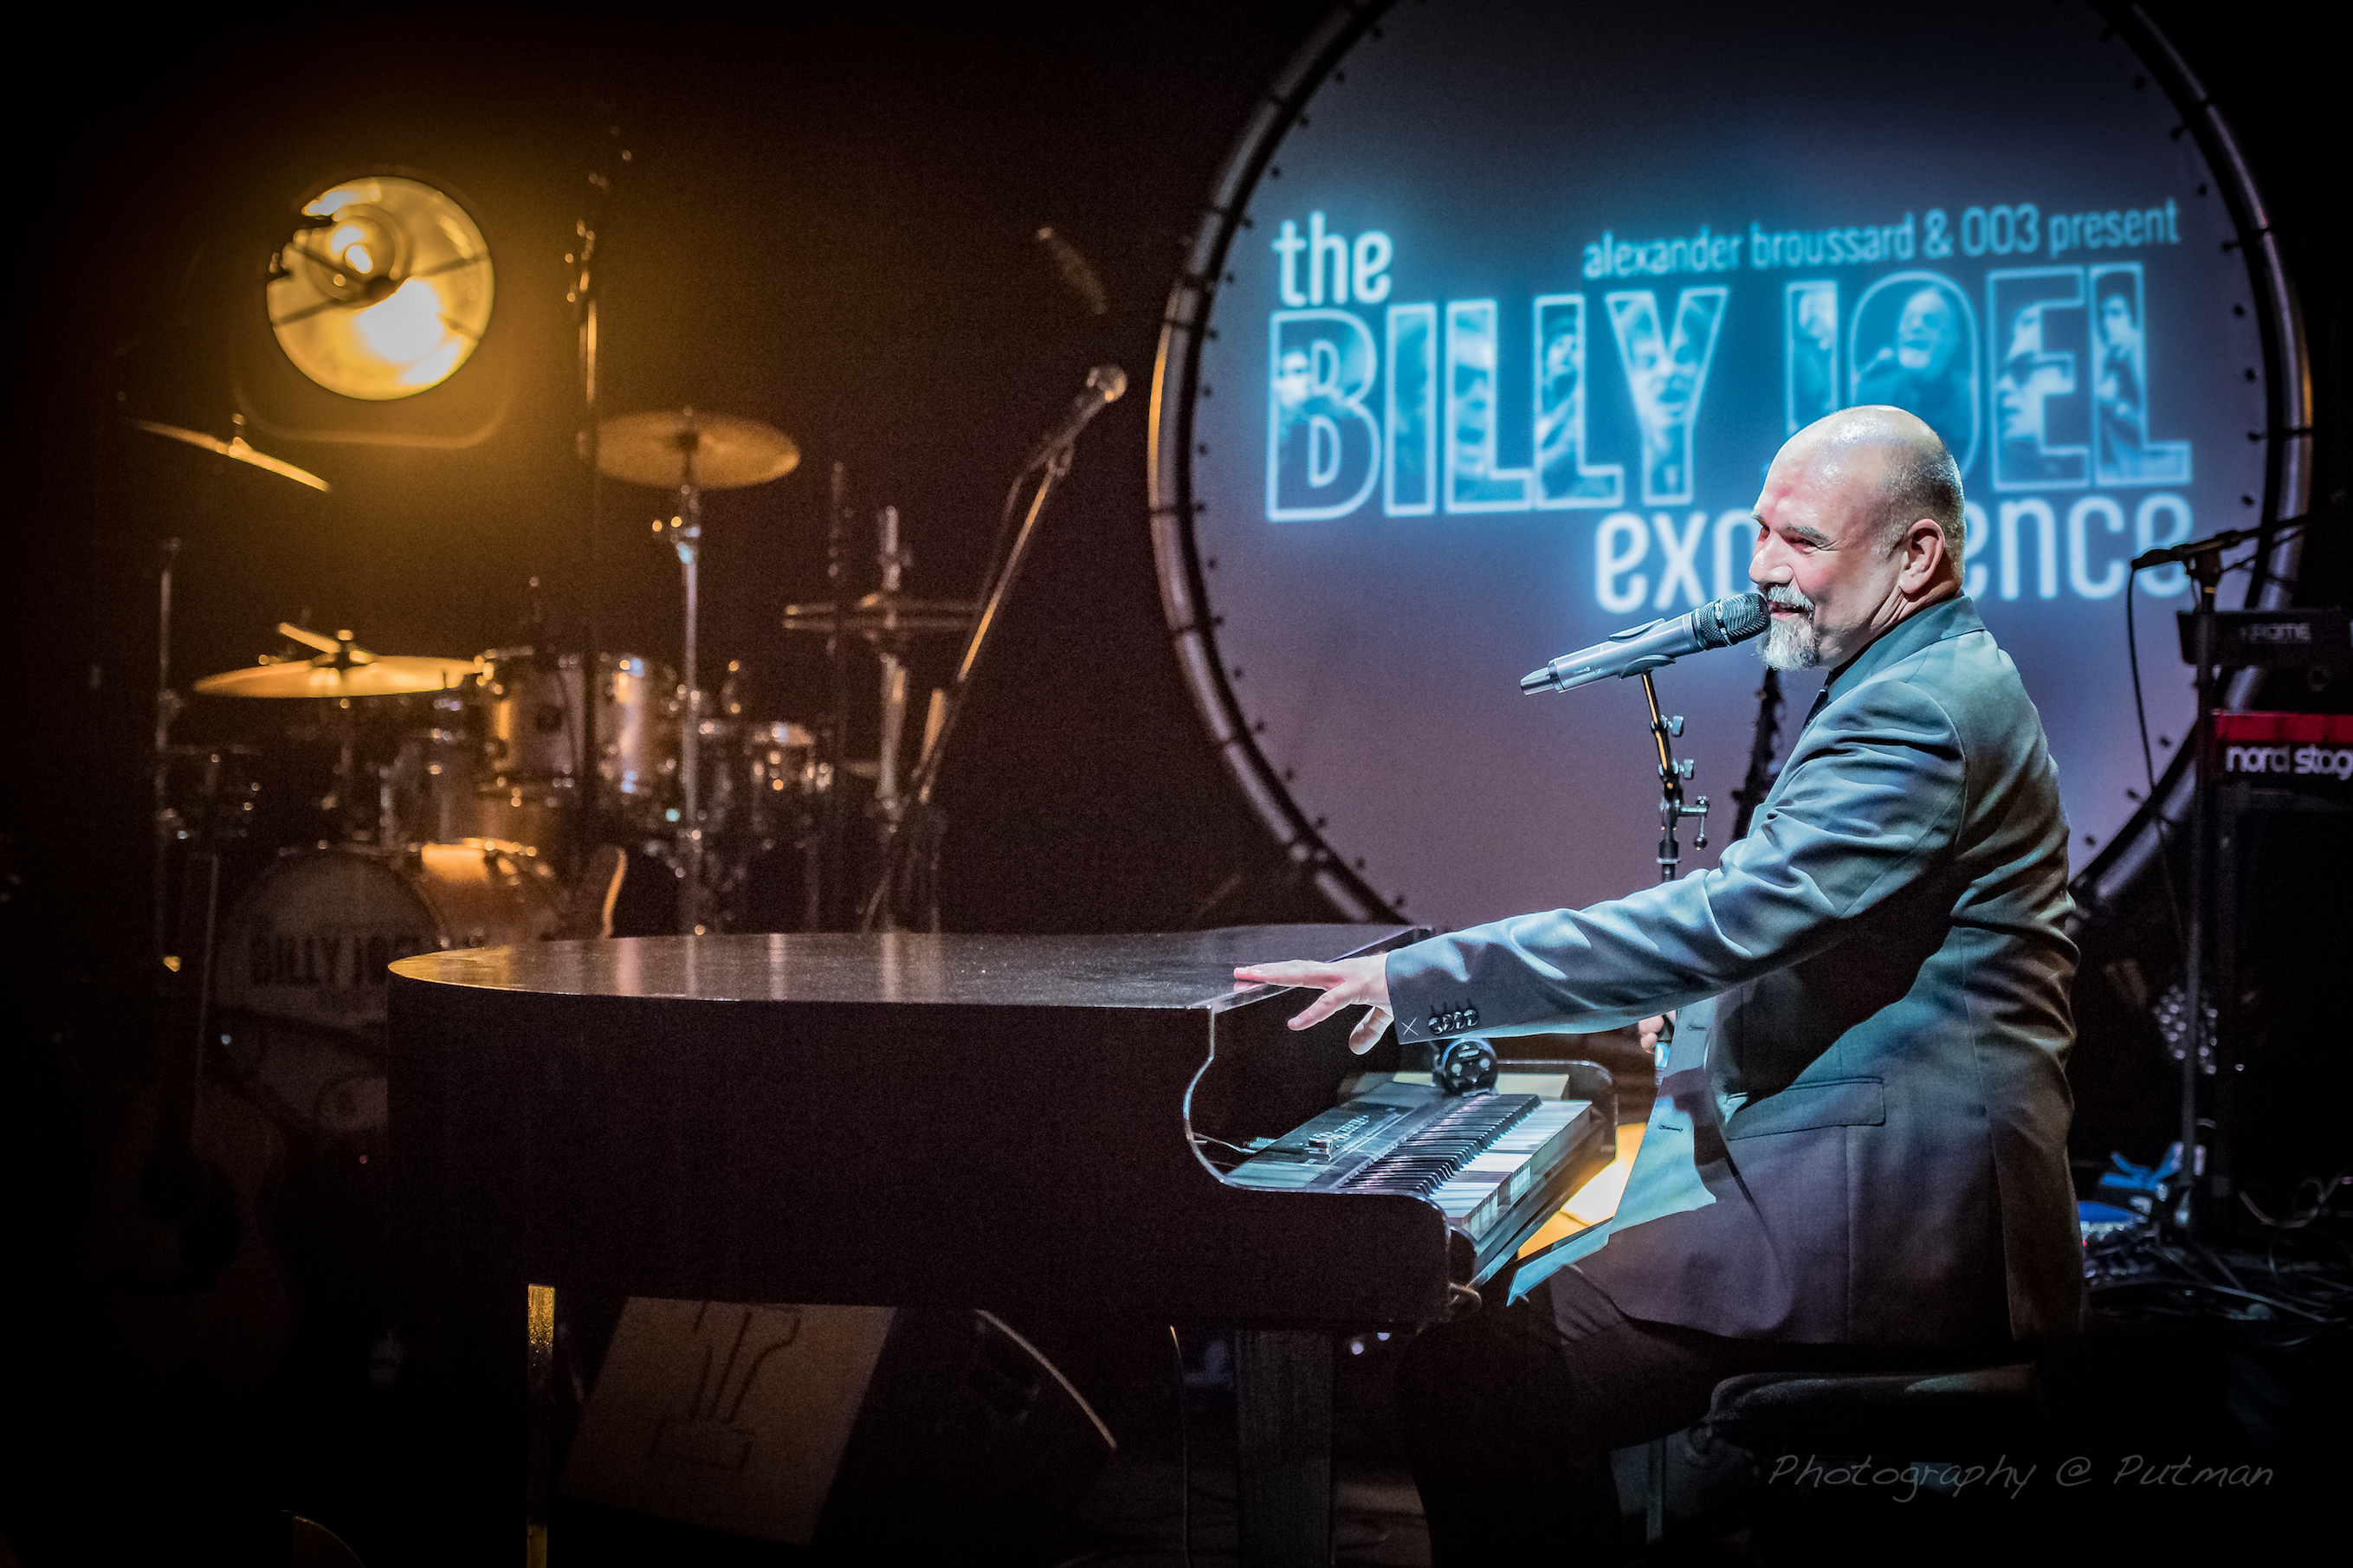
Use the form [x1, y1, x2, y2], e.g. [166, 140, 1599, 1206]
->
[270, 174, 492, 400]
[353, 277, 448, 365]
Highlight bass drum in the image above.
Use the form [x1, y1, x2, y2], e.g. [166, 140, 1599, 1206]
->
[212, 842, 560, 1137]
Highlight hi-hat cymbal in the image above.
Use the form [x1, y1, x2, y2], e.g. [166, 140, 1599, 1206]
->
[779, 592, 977, 638]
[597, 410, 800, 490]
[194, 645, 482, 699]
[129, 420, 330, 492]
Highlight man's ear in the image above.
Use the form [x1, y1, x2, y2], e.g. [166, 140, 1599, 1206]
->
[1899, 517, 1950, 593]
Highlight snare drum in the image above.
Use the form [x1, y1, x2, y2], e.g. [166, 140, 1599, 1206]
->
[211, 841, 560, 1135]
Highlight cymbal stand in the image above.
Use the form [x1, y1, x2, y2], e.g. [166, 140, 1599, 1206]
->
[664, 469, 706, 934]
[872, 505, 913, 876]
[574, 121, 620, 845]
[151, 539, 184, 972]
[314, 632, 365, 842]
[860, 443, 1078, 932]
[1639, 671, 1709, 882]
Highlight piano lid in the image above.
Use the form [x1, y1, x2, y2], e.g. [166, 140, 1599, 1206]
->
[388, 924, 1420, 1010]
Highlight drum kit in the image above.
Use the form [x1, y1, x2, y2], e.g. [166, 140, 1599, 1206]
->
[137, 343, 1121, 1155]
[142, 408, 980, 1141]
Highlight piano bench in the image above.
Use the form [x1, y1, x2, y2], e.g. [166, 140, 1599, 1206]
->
[1618, 1360, 2043, 1552]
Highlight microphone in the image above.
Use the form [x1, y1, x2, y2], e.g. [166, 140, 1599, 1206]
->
[2129, 520, 2266, 572]
[1522, 592, 1770, 694]
[1024, 365, 1127, 469]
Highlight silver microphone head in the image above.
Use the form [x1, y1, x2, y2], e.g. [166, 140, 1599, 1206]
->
[1695, 592, 1769, 649]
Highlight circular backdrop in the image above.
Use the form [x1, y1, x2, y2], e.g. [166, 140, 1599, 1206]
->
[1154, 0, 2303, 930]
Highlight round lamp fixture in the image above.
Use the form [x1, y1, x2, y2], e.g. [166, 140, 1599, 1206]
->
[267, 175, 494, 400]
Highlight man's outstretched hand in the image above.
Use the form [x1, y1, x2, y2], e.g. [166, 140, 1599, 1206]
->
[1232, 955, 1393, 1055]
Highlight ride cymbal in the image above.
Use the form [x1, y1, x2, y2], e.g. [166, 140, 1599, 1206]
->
[597, 410, 800, 490]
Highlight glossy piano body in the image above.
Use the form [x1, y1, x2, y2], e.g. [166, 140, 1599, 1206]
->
[387, 926, 1613, 1562]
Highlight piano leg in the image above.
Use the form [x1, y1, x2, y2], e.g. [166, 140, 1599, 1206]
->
[527, 1283, 555, 1568]
[1234, 1329, 1335, 1568]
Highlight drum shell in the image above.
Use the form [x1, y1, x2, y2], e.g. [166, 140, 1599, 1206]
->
[598, 655, 679, 823]
[710, 719, 818, 843]
[479, 659, 583, 784]
[469, 653, 679, 843]
[212, 842, 560, 1136]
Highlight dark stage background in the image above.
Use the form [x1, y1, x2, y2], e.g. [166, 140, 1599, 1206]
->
[7, 2, 2346, 962]
[2, 3, 2347, 1559]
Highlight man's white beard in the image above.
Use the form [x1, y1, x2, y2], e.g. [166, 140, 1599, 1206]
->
[1758, 588, 1821, 669]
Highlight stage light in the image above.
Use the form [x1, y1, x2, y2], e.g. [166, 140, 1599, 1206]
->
[267, 175, 494, 400]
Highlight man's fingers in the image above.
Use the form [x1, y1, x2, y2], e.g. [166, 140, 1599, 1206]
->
[1235, 961, 1336, 990]
[1285, 989, 1349, 1031]
[1348, 1006, 1393, 1055]
[1237, 956, 1388, 1033]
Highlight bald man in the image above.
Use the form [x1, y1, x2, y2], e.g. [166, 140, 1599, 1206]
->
[1238, 408, 2081, 1558]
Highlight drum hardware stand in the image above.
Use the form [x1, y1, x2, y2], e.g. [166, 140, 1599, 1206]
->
[873, 505, 913, 830]
[575, 120, 624, 849]
[1639, 672, 1708, 881]
[663, 462, 707, 935]
[867, 505, 924, 930]
[819, 461, 854, 929]
[152, 538, 185, 971]
[141, 746, 255, 1267]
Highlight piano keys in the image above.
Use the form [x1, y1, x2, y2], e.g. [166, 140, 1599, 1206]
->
[387, 926, 1615, 1565]
[1223, 1085, 1604, 1281]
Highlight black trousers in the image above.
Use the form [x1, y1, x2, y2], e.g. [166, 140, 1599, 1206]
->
[1396, 1266, 1926, 1563]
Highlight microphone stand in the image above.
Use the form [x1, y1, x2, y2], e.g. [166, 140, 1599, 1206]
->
[2131, 526, 2255, 1236]
[1639, 673, 1708, 881]
[858, 442, 1078, 932]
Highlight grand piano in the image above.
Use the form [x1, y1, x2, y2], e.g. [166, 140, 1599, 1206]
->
[389, 925, 1613, 1564]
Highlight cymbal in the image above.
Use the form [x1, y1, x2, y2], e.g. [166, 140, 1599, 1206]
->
[779, 592, 977, 638]
[194, 652, 482, 699]
[597, 410, 799, 490]
[129, 420, 330, 492]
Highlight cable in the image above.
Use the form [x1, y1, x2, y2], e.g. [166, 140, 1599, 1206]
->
[1168, 1326, 1193, 1568]
[2123, 563, 2188, 958]
[2240, 1160, 2353, 1229]
[2095, 1277, 2330, 1322]
[1189, 1132, 1263, 1159]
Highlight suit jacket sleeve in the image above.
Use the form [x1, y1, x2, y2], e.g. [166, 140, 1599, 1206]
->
[1387, 672, 1968, 1042]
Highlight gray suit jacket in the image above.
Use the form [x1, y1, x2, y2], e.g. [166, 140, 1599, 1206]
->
[1387, 596, 2083, 1346]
